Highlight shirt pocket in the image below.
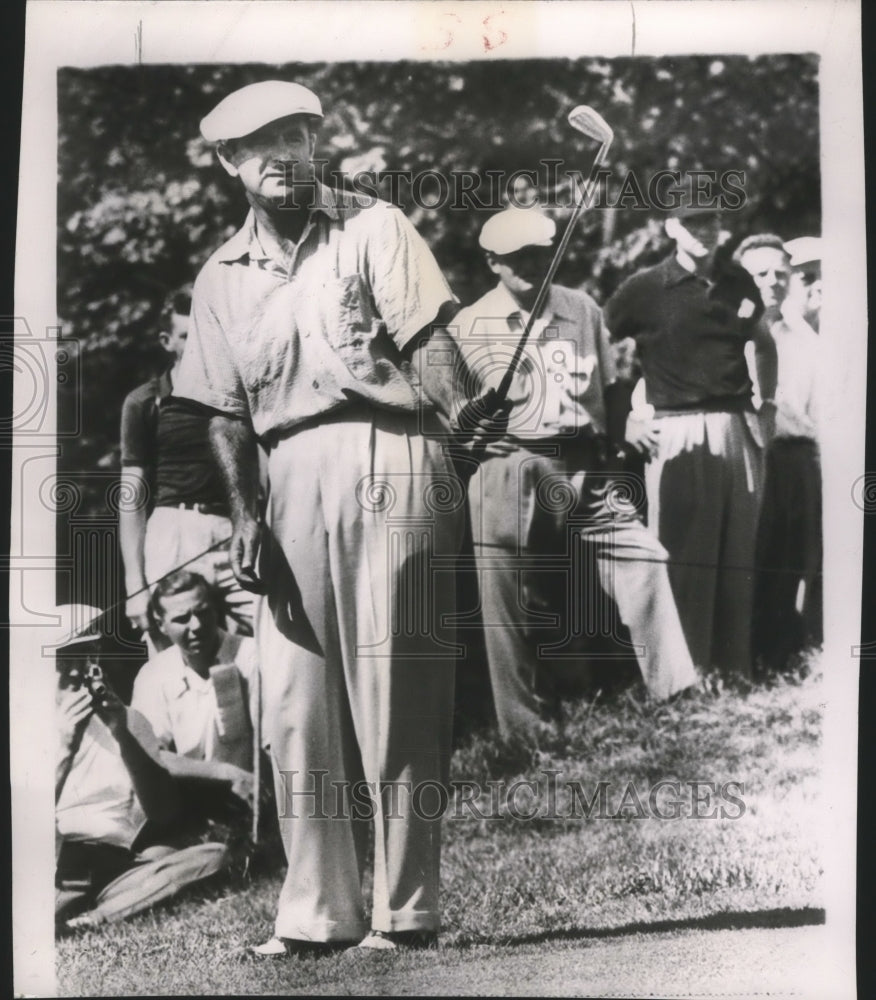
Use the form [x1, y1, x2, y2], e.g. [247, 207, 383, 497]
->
[324, 274, 378, 377]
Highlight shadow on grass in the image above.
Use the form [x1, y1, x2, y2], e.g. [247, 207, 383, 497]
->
[474, 906, 826, 948]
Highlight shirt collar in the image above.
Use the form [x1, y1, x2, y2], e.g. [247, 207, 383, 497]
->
[182, 666, 213, 695]
[779, 302, 817, 337]
[155, 367, 173, 398]
[660, 253, 701, 286]
[489, 281, 567, 324]
[216, 180, 341, 264]
[165, 663, 210, 701]
[165, 664, 211, 701]
[166, 632, 230, 698]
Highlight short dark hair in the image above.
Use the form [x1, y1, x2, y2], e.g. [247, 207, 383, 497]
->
[733, 233, 790, 264]
[148, 569, 216, 627]
[159, 286, 193, 337]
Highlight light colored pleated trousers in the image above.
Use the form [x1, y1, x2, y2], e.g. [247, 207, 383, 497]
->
[144, 506, 255, 636]
[469, 447, 697, 739]
[645, 410, 764, 678]
[258, 409, 464, 942]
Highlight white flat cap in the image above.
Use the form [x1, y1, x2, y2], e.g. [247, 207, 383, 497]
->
[784, 236, 822, 267]
[55, 604, 105, 649]
[200, 81, 324, 142]
[479, 207, 556, 256]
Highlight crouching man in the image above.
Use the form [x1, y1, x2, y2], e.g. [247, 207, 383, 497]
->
[55, 605, 229, 930]
[131, 571, 262, 835]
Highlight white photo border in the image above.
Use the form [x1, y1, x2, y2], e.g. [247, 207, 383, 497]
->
[12, 2, 864, 995]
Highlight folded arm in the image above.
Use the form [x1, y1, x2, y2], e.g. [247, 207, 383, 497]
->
[154, 750, 254, 810]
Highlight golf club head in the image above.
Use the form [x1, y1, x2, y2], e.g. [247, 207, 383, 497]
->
[568, 105, 614, 146]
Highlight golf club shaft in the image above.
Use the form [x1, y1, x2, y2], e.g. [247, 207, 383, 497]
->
[252, 658, 261, 842]
[496, 139, 611, 401]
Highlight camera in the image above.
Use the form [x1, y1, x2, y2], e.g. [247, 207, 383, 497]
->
[60, 661, 108, 703]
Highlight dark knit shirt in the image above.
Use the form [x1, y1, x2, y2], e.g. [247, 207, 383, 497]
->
[604, 254, 763, 410]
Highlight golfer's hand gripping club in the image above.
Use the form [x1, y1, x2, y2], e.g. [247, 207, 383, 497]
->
[453, 388, 514, 442]
[448, 388, 514, 480]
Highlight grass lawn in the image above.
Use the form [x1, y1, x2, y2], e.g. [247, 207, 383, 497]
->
[55, 664, 824, 996]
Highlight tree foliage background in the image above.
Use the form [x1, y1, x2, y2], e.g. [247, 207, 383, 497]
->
[56, 55, 819, 603]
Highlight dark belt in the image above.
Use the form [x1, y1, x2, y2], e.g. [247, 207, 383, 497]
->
[654, 395, 754, 417]
[161, 501, 230, 518]
[259, 405, 441, 452]
[55, 839, 135, 891]
[509, 432, 617, 466]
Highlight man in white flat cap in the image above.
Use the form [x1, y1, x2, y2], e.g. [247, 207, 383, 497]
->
[451, 207, 698, 740]
[174, 80, 506, 956]
[783, 235, 822, 333]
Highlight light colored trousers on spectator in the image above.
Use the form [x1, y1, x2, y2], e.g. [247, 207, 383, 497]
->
[144, 506, 255, 635]
[56, 842, 228, 926]
[469, 447, 697, 739]
[258, 410, 464, 942]
[645, 410, 764, 678]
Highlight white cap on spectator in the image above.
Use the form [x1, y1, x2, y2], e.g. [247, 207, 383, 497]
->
[479, 207, 556, 256]
[784, 236, 822, 267]
[200, 81, 324, 142]
[55, 604, 105, 649]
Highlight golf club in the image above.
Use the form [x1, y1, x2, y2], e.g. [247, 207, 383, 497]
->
[463, 105, 613, 463]
[458, 104, 614, 462]
[494, 104, 614, 401]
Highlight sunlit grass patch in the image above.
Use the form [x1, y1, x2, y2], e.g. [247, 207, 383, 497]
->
[56, 662, 824, 995]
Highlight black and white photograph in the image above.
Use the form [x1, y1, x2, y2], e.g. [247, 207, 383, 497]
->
[10, 1, 865, 996]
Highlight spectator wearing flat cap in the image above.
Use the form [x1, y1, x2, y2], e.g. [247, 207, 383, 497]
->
[784, 236, 822, 333]
[735, 234, 822, 671]
[54, 605, 229, 930]
[450, 207, 698, 739]
[604, 186, 777, 679]
[173, 80, 506, 955]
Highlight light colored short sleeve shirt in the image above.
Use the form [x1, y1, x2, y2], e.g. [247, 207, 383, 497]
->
[771, 309, 820, 440]
[174, 184, 455, 437]
[55, 714, 148, 850]
[131, 632, 258, 761]
[450, 282, 614, 439]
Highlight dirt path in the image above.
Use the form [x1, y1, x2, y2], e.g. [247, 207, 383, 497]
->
[294, 924, 844, 998]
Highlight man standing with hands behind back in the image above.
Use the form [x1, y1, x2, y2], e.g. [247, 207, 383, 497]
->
[174, 81, 507, 956]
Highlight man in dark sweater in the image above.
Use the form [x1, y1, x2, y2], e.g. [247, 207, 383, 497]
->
[118, 289, 254, 645]
[604, 194, 776, 679]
